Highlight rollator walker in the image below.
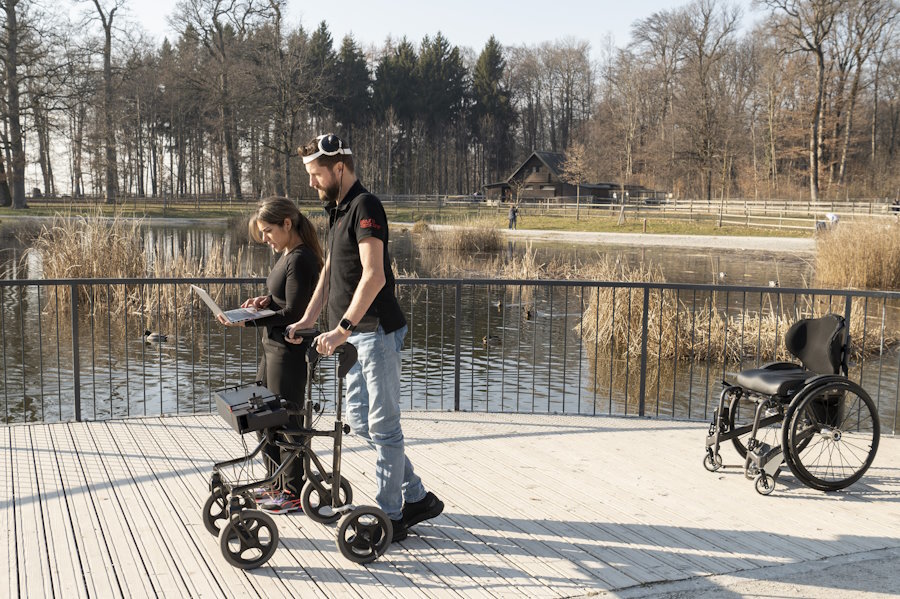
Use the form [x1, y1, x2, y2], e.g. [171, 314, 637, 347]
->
[202, 330, 393, 568]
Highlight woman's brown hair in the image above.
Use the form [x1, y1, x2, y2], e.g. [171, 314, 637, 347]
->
[249, 197, 324, 268]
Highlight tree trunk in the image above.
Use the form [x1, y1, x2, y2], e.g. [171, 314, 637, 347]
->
[100, 9, 118, 204]
[5, 0, 27, 209]
[809, 48, 826, 202]
[220, 72, 242, 200]
[0, 151, 11, 207]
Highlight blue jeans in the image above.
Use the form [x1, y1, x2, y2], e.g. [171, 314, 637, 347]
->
[344, 324, 425, 520]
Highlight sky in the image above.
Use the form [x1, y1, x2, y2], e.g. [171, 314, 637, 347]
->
[120, 0, 763, 56]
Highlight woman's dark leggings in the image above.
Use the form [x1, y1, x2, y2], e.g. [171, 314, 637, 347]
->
[256, 337, 308, 496]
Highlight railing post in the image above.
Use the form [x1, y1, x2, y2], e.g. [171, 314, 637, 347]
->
[454, 282, 462, 412]
[70, 283, 82, 422]
[638, 286, 650, 417]
[843, 295, 853, 377]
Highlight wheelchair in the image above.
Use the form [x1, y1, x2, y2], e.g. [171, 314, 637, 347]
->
[202, 332, 393, 568]
[704, 313, 880, 495]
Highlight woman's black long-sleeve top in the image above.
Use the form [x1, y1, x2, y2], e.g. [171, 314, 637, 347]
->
[248, 245, 320, 342]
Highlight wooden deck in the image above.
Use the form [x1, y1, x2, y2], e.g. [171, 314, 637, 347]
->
[3, 411, 899, 598]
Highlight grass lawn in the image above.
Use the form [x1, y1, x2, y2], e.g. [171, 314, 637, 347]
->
[2, 201, 813, 238]
[389, 207, 812, 238]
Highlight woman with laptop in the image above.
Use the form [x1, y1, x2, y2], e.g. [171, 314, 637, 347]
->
[218, 196, 323, 513]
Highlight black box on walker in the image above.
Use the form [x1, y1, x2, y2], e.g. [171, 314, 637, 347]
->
[214, 383, 289, 434]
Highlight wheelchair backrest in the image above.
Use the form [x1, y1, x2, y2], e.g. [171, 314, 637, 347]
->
[784, 314, 846, 375]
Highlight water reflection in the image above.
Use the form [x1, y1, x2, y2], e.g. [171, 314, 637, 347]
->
[2, 220, 898, 431]
[1, 219, 815, 286]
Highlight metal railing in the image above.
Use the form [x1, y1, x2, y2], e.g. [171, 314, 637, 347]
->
[1, 277, 898, 433]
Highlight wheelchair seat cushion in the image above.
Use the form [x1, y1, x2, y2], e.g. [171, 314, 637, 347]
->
[736, 367, 819, 397]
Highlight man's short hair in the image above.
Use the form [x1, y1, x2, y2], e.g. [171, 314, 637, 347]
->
[299, 134, 354, 172]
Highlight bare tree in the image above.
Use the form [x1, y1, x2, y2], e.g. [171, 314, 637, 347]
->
[764, 0, 842, 201]
[676, 0, 740, 207]
[77, 0, 125, 203]
[561, 141, 589, 220]
[836, 0, 897, 185]
[172, 0, 275, 200]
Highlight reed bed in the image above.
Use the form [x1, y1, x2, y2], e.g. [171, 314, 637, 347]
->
[25, 210, 249, 319]
[815, 219, 900, 290]
[579, 257, 898, 363]
[416, 221, 502, 253]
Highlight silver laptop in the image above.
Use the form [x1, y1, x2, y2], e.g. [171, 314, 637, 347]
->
[191, 284, 276, 324]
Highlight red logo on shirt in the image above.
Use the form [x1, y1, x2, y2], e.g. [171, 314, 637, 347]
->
[359, 218, 382, 230]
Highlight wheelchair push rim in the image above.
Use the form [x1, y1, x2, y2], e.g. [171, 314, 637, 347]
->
[781, 379, 880, 492]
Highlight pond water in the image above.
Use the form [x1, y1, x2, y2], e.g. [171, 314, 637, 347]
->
[0, 218, 815, 285]
[1, 219, 897, 432]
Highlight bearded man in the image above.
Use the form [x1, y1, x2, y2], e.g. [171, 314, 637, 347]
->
[286, 134, 443, 543]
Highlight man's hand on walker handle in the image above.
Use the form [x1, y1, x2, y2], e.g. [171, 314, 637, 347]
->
[285, 318, 316, 344]
[315, 327, 351, 356]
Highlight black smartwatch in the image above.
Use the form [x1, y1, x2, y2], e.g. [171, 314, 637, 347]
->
[339, 317, 356, 333]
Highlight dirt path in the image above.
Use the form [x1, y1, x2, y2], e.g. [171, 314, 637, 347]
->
[415, 223, 817, 253]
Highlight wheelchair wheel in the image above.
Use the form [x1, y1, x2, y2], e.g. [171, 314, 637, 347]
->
[781, 380, 880, 492]
[336, 506, 392, 564]
[218, 510, 279, 569]
[202, 489, 256, 536]
[301, 474, 353, 524]
[728, 393, 782, 459]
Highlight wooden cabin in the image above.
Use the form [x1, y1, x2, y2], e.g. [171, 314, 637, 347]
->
[483, 151, 657, 204]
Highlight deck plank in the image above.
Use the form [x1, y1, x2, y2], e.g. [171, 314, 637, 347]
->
[11, 425, 52, 598]
[66, 422, 158, 598]
[54, 423, 122, 598]
[3, 411, 900, 598]
[2, 427, 18, 599]
[28, 424, 88, 598]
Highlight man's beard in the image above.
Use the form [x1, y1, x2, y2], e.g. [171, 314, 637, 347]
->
[319, 179, 341, 203]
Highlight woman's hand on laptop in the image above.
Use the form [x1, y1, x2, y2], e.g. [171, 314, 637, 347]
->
[241, 295, 270, 309]
[216, 314, 244, 327]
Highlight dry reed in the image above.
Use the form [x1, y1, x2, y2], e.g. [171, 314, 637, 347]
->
[815, 219, 900, 290]
[579, 256, 898, 363]
[416, 221, 502, 253]
[25, 209, 249, 319]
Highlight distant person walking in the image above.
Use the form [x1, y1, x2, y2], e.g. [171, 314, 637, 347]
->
[508, 204, 518, 230]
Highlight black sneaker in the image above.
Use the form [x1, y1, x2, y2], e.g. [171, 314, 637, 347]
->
[402, 492, 444, 528]
[390, 519, 408, 543]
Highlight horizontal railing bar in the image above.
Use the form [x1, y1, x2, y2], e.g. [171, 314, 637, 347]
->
[4, 276, 900, 301]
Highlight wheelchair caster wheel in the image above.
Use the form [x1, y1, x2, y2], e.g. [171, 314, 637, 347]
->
[218, 509, 279, 569]
[703, 453, 723, 472]
[301, 474, 353, 524]
[336, 506, 392, 564]
[755, 473, 776, 496]
[202, 489, 255, 536]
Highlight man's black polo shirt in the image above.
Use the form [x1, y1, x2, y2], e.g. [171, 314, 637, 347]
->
[325, 180, 406, 333]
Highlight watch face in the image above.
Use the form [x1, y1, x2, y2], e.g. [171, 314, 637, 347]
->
[340, 318, 354, 331]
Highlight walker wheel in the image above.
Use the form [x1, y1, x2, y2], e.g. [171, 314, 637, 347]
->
[703, 453, 723, 472]
[301, 474, 353, 524]
[755, 473, 776, 496]
[336, 506, 392, 564]
[218, 510, 279, 570]
[202, 489, 255, 536]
